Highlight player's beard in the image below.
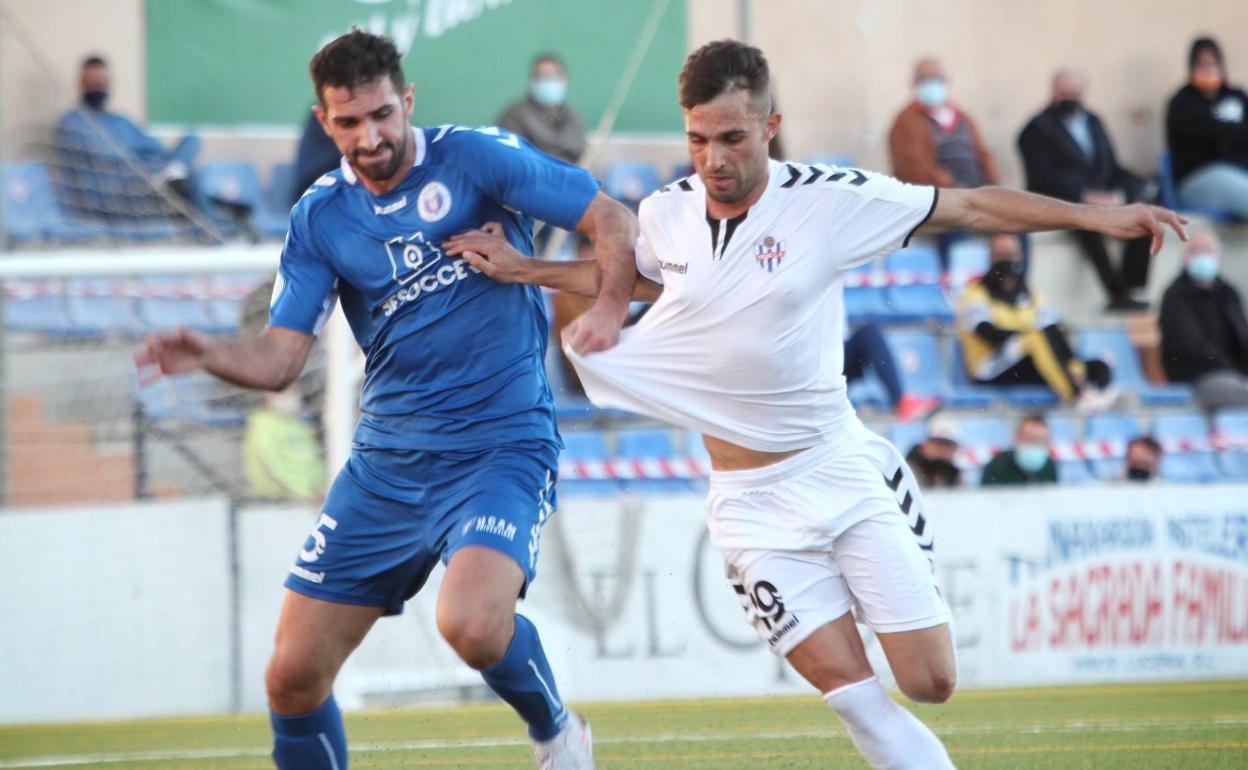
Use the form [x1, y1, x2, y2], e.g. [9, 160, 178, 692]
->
[702, 163, 761, 205]
[351, 132, 407, 182]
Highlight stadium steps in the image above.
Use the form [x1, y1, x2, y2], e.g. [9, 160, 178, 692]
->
[7, 392, 140, 506]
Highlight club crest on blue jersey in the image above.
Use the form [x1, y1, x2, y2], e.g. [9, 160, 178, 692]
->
[417, 181, 453, 222]
[755, 236, 786, 272]
[384, 230, 445, 285]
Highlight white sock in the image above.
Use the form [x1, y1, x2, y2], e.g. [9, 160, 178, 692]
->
[823, 676, 955, 770]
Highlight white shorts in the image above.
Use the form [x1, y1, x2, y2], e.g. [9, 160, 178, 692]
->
[709, 424, 950, 655]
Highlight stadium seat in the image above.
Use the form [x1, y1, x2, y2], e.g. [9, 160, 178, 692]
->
[888, 420, 928, 455]
[1046, 415, 1093, 485]
[616, 428, 693, 493]
[843, 262, 892, 324]
[64, 278, 145, 336]
[603, 162, 661, 206]
[1214, 409, 1248, 480]
[1085, 413, 1142, 480]
[1076, 328, 1193, 407]
[886, 330, 993, 409]
[198, 160, 264, 211]
[954, 415, 1011, 486]
[884, 246, 953, 323]
[134, 371, 245, 428]
[846, 369, 891, 411]
[256, 162, 295, 239]
[946, 238, 990, 288]
[3, 293, 72, 334]
[1157, 151, 1236, 223]
[2, 162, 106, 245]
[559, 430, 619, 496]
[136, 276, 232, 333]
[1153, 412, 1219, 483]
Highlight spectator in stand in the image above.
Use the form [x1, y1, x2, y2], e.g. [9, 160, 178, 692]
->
[1018, 69, 1151, 311]
[497, 53, 587, 165]
[905, 413, 962, 488]
[1166, 37, 1248, 219]
[889, 56, 999, 265]
[289, 107, 342, 205]
[844, 321, 940, 420]
[1159, 231, 1248, 411]
[981, 414, 1057, 486]
[957, 234, 1117, 411]
[54, 54, 219, 224]
[1124, 436, 1162, 483]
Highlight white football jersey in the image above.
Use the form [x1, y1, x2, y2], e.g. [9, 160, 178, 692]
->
[568, 159, 937, 453]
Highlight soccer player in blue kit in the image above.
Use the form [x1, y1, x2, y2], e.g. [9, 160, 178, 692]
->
[135, 30, 637, 770]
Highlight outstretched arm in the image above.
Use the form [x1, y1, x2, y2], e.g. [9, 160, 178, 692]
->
[135, 325, 316, 391]
[560, 192, 641, 352]
[443, 223, 662, 302]
[921, 187, 1188, 255]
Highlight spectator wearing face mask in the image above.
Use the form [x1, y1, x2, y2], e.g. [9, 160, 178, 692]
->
[958, 234, 1117, 411]
[1159, 231, 1248, 411]
[889, 56, 999, 265]
[905, 413, 963, 488]
[1018, 70, 1151, 312]
[497, 53, 587, 165]
[981, 414, 1057, 486]
[1166, 37, 1248, 219]
[1124, 436, 1162, 483]
[54, 54, 217, 223]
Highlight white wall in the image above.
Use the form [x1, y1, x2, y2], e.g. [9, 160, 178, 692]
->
[3, 484, 1247, 723]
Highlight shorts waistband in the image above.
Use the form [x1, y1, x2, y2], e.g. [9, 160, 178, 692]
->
[708, 441, 841, 491]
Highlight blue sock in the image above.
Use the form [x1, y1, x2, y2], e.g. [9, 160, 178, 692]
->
[270, 693, 348, 770]
[482, 614, 569, 741]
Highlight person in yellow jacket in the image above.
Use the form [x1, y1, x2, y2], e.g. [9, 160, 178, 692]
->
[958, 234, 1115, 407]
[244, 386, 325, 501]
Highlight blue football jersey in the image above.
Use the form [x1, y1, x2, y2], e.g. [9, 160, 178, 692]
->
[269, 125, 599, 450]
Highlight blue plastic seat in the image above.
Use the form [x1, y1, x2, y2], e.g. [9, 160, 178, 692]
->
[889, 420, 929, 455]
[843, 262, 892, 324]
[948, 338, 1060, 408]
[847, 368, 891, 410]
[135, 371, 245, 428]
[136, 276, 229, 333]
[947, 239, 990, 288]
[886, 330, 993, 409]
[1077, 328, 1193, 407]
[559, 430, 619, 496]
[954, 416, 1011, 486]
[884, 247, 953, 323]
[199, 160, 263, 211]
[603, 162, 661, 206]
[64, 278, 145, 336]
[1157, 151, 1236, 223]
[1085, 413, 1142, 480]
[1047, 415, 1093, 485]
[256, 162, 295, 239]
[4, 291, 71, 333]
[3, 162, 106, 245]
[1214, 409, 1248, 480]
[1153, 412, 1218, 483]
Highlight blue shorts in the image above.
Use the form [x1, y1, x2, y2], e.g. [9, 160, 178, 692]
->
[284, 441, 558, 615]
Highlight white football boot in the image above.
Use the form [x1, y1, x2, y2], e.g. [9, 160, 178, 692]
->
[533, 713, 593, 769]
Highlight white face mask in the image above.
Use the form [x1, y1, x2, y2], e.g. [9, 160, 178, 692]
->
[1186, 253, 1219, 284]
[915, 78, 947, 108]
[531, 77, 566, 107]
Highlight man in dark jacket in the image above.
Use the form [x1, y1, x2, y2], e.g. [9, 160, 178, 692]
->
[1166, 37, 1248, 219]
[1018, 70, 1150, 311]
[981, 414, 1058, 486]
[496, 53, 587, 165]
[1160, 232, 1248, 411]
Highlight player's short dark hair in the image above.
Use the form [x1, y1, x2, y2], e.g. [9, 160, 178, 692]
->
[678, 39, 770, 112]
[531, 53, 565, 74]
[81, 55, 107, 70]
[1128, 435, 1162, 456]
[1189, 36, 1223, 71]
[309, 29, 405, 105]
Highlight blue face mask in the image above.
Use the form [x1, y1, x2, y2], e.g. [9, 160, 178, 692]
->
[915, 79, 947, 108]
[1186, 253, 1219, 285]
[531, 77, 566, 107]
[1015, 443, 1050, 474]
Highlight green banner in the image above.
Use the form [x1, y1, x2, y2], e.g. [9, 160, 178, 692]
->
[146, 0, 686, 132]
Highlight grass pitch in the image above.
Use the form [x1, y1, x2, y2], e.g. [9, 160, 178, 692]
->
[1, 680, 1244, 769]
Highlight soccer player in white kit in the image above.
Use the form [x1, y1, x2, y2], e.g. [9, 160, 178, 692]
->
[445, 40, 1187, 770]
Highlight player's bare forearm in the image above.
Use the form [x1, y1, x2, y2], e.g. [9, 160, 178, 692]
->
[574, 192, 640, 314]
[135, 325, 313, 391]
[924, 187, 1187, 255]
[533, 259, 662, 302]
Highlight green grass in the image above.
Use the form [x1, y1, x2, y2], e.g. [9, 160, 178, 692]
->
[2, 680, 1245, 769]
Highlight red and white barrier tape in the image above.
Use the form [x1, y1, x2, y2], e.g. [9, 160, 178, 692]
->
[2, 278, 259, 301]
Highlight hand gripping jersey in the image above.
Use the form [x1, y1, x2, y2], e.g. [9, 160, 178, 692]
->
[269, 126, 598, 450]
[569, 159, 936, 453]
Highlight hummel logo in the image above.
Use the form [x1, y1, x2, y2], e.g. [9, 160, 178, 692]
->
[373, 195, 408, 215]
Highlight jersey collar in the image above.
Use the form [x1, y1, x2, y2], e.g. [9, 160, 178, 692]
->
[339, 126, 427, 186]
